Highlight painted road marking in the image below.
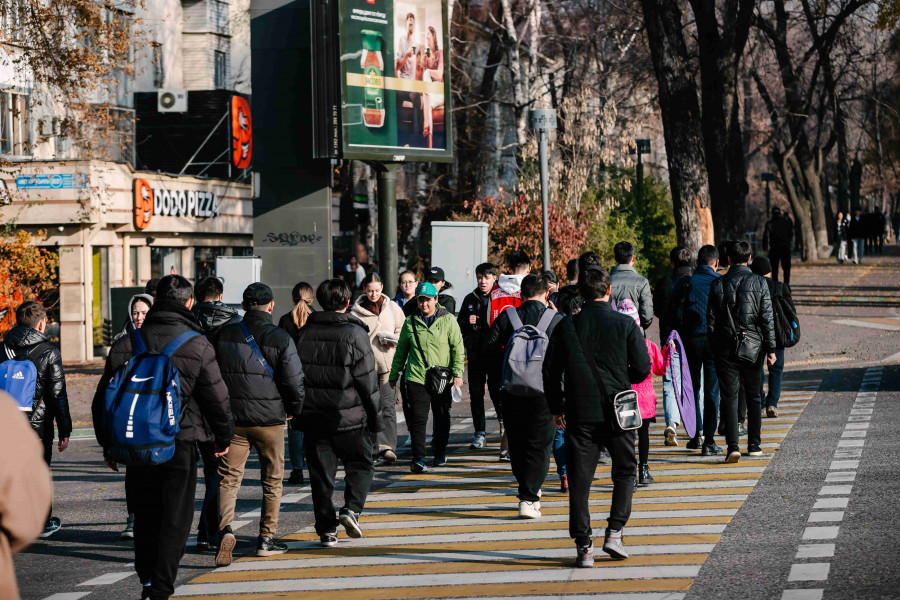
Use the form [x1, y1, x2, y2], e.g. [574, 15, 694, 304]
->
[77, 571, 134, 585]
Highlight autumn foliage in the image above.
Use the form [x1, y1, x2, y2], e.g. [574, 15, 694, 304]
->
[461, 194, 592, 277]
[0, 227, 59, 337]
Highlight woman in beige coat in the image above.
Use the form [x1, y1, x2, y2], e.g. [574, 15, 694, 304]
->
[351, 273, 404, 464]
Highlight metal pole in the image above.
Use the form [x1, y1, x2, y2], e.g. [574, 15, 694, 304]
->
[636, 151, 644, 204]
[539, 129, 551, 272]
[765, 182, 771, 214]
[374, 162, 401, 298]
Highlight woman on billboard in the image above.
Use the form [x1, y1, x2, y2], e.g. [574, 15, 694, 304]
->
[421, 25, 444, 147]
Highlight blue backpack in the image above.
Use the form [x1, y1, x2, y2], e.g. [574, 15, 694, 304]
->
[102, 329, 200, 466]
[0, 343, 42, 411]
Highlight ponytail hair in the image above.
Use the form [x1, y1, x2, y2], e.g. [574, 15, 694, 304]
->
[291, 281, 315, 329]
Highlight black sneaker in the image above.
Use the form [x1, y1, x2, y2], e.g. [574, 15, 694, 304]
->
[121, 513, 135, 540]
[638, 464, 654, 485]
[320, 531, 338, 547]
[140, 584, 152, 599]
[40, 517, 61, 539]
[410, 458, 428, 473]
[339, 508, 362, 539]
[685, 436, 701, 450]
[256, 536, 288, 557]
[701, 442, 721, 456]
[288, 470, 305, 485]
[433, 455, 447, 467]
[748, 445, 763, 457]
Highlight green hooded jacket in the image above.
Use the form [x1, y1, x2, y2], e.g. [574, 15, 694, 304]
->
[389, 308, 465, 385]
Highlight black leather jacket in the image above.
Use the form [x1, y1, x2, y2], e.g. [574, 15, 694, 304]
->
[707, 265, 777, 357]
[2, 325, 72, 439]
[193, 301, 242, 340]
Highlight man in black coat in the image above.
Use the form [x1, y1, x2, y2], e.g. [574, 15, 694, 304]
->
[545, 267, 650, 567]
[487, 273, 564, 519]
[707, 240, 777, 464]
[191, 275, 243, 552]
[1, 300, 71, 538]
[762, 206, 794, 285]
[457, 261, 497, 449]
[295, 279, 382, 547]
[213, 283, 305, 566]
[92, 275, 233, 600]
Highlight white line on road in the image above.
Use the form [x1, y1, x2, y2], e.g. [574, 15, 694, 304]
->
[77, 571, 134, 585]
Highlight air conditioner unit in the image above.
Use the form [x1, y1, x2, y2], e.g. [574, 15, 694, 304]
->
[158, 89, 188, 112]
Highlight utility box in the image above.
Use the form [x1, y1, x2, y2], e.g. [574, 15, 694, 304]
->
[431, 222, 489, 314]
[216, 256, 263, 307]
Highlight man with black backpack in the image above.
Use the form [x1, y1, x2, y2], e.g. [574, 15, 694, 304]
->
[0, 300, 72, 539]
[707, 241, 777, 464]
[212, 283, 305, 567]
[486, 273, 564, 519]
[751, 257, 800, 418]
[92, 275, 233, 600]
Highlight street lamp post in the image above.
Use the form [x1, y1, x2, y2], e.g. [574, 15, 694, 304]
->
[761, 172, 775, 214]
[529, 109, 557, 272]
[634, 139, 651, 203]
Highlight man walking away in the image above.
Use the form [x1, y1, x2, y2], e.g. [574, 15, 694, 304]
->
[295, 279, 382, 547]
[192, 276, 242, 552]
[458, 262, 498, 449]
[0, 300, 72, 539]
[707, 242, 777, 464]
[214, 283, 305, 566]
[487, 274, 563, 519]
[92, 275, 233, 600]
[654, 246, 693, 446]
[545, 267, 651, 566]
[609, 242, 654, 331]
[849, 210, 865, 264]
[763, 206, 794, 285]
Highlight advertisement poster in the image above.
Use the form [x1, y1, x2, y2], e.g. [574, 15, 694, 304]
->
[338, 0, 451, 161]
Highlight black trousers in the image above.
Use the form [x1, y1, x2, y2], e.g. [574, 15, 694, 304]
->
[304, 428, 374, 536]
[566, 420, 636, 546]
[501, 394, 555, 502]
[468, 365, 489, 433]
[715, 355, 764, 453]
[197, 441, 221, 542]
[769, 245, 791, 285]
[403, 380, 451, 459]
[127, 441, 197, 599]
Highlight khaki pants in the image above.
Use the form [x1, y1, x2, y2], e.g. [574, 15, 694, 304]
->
[218, 425, 285, 538]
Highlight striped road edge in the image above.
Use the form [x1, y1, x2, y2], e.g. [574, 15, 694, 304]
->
[173, 378, 822, 599]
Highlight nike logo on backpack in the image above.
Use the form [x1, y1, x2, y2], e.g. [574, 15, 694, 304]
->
[131, 376, 154, 383]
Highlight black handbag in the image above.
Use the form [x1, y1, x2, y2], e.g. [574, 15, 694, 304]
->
[723, 290, 762, 366]
[410, 317, 453, 398]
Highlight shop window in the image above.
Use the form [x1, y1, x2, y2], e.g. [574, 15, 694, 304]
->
[194, 247, 223, 280]
[214, 50, 227, 89]
[0, 90, 31, 157]
[92, 247, 111, 349]
[128, 246, 141, 286]
[151, 247, 182, 279]
[233, 247, 253, 257]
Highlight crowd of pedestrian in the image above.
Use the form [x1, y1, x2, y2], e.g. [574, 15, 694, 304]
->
[0, 233, 805, 597]
[834, 207, 897, 264]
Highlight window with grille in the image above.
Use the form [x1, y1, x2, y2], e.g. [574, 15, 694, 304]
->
[0, 91, 32, 157]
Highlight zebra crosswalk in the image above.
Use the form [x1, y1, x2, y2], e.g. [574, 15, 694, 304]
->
[173, 378, 820, 599]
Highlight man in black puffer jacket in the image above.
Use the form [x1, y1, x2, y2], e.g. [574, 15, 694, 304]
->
[212, 283, 305, 566]
[193, 276, 241, 339]
[1, 300, 72, 539]
[92, 275, 233, 600]
[295, 279, 382, 547]
[707, 240, 777, 465]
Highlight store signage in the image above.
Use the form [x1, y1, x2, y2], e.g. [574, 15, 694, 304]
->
[230, 96, 252, 170]
[16, 173, 88, 189]
[133, 178, 219, 230]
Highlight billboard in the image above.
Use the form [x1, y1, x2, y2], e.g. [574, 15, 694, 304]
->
[312, 0, 452, 162]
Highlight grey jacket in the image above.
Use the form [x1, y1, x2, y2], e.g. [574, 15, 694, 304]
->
[609, 264, 654, 330]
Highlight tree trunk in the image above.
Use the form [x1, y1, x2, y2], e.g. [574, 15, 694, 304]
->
[776, 150, 817, 261]
[639, 0, 712, 252]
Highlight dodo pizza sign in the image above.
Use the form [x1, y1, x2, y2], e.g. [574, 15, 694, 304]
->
[133, 179, 219, 230]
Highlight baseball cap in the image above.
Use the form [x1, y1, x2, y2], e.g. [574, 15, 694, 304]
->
[415, 282, 438, 298]
[427, 266, 445, 282]
[243, 282, 274, 306]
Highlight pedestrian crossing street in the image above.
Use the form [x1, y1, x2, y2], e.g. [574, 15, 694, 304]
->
[173, 378, 822, 599]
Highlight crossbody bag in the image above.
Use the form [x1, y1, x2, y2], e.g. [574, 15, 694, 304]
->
[410, 316, 453, 398]
[722, 287, 762, 366]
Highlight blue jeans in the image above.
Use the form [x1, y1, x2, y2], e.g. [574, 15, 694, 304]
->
[760, 347, 785, 408]
[553, 428, 566, 476]
[661, 370, 680, 427]
[288, 427, 305, 472]
[686, 337, 720, 442]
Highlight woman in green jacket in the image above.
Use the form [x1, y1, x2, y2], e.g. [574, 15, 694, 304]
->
[389, 282, 465, 473]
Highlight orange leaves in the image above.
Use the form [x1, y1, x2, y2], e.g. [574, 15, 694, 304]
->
[0, 227, 59, 336]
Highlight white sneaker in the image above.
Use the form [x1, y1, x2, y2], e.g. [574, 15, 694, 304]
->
[664, 425, 678, 446]
[518, 501, 541, 519]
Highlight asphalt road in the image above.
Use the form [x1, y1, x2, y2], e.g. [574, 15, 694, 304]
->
[12, 246, 900, 600]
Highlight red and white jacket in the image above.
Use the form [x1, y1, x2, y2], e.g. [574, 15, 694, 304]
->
[487, 274, 526, 325]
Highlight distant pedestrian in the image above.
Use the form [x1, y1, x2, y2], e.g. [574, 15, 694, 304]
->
[390, 282, 465, 472]
[707, 241, 777, 464]
[763, 207, 794, 285]
[457, 262, 498, 449]
[835, 212, 848, 264]
[345, 256, 366, 289]
[655, 246, 694, 446]
[545, 267, 651, 566]
[394, 270, 418, 309]
[92, 275, 234, 600]
[609, 241, 653, 331]
[875, 207, 887, 254]
[213, 283, 305, 566]
[892, 212, 900, 243]
[404, 266, 456, 315]
[295, 279, 382, 547]
[351, 273, 404, 465]
[144, 278, 160, 298]
[487, 274, 563, 519]
[849, 209, 865, 264]
[554, 257, 584, 317]
[0, 300, 72, 540]
[0, 392, 53, 600]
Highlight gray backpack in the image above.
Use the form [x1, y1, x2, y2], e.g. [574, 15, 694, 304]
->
[500, 307, 557, 397]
